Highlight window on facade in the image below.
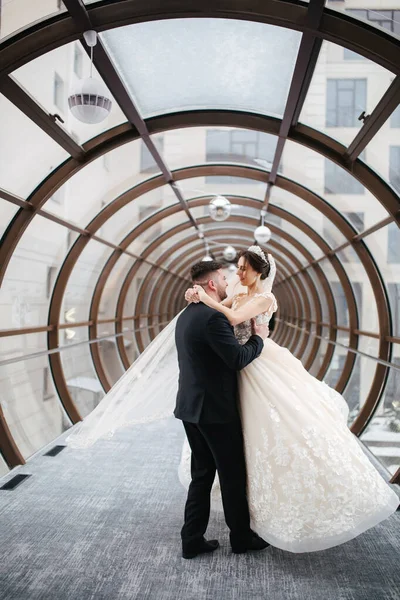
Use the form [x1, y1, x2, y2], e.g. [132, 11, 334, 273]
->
[206, 129, 277, 183]
[53, 72, 65, 112]
[391, 105, 400, 128]
[140, 137, 164, 173]
[324, 160, 365, 194]
[326, 79, 367, 127]
[73, 44, 83, 78]
[346, 9, 400, 36]
[387, 222, 400, 264]
[389, 146, 400, 195]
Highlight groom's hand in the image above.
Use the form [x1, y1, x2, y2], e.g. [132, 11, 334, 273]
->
[251, 318, 269, 340]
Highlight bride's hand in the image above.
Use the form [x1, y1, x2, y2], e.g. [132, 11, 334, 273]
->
[193, 285, 207, 303]
[185, 287, 200, 304]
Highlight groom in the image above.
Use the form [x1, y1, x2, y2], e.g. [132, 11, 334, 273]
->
[174, 260, 270, 559]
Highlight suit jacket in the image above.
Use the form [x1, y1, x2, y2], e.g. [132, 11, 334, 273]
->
[174, 302, 264, 424]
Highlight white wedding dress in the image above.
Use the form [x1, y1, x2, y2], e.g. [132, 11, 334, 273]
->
[178, 291, 399, 553]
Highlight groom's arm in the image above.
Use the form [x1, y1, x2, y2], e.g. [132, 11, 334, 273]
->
[206, 312, 263, 371]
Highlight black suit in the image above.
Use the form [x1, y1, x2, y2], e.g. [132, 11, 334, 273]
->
[174, 302, 263, 553]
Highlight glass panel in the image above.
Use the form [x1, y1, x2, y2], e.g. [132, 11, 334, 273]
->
[127, 212, 191, 260]
[0, 94, 69, 198]
[0, 0, 66, 40]
[363, 223, 400, 336]
[336, 245, 379, 333]
[178, 176, 268, 200]
[43, 138, 159, 227]
[96, 324, 125, 387]
[0, 332, 48, 362]
[100, 186, 172, 244]
[361, 349, 400, 476]
[300, 40, 393, 146]
[60, 343, 105, 419]
[13, 41, 126, 145]
[329, 6, 400, 41]
[99, 254, 137, 320]
[323, 337, 350, 389]
[363, 139, 400, 200]
[62, 240, 114, 324]
[101, 19, 301, 119]
[0, 453, 9, 478]
[271, 187, 347, 249]
[119, 262, 153, 318]
[344, 353, 378, 425]
[58, 324, 89, 347]
[280, 139, 389, 226]
[0, 216, 71, 330]
[159, 127, 278, 171]
[0, 359, 70, 460]
[0, 200, 19, 238]
[317, 258, 350, 331]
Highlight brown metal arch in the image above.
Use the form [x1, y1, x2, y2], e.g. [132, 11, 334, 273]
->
[131, 218, 324, 366]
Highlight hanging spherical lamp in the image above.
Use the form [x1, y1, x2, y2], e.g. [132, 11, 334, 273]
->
[223, 245, 237, 262]
[209, 195, 231, 222]
[254, 225, 272, 245]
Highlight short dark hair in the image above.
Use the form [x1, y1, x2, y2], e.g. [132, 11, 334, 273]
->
[238, 249, 270, 280]
[190, 260, 223, 283]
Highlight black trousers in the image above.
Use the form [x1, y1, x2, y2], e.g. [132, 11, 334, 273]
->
[181, 420, 251, 551]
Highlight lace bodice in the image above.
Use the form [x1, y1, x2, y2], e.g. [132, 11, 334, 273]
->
[232, 292, 278, 345]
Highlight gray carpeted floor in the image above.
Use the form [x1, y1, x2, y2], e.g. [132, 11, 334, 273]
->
[0, 418, 399, 600]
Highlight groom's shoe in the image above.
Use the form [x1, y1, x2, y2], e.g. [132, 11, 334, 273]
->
[231, 531, 270, 554]
[182, 538, 220, 559]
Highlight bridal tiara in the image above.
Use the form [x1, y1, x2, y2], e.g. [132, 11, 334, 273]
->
[247, 245, 268, 263]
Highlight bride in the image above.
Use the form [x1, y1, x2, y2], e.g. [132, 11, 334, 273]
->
[177, 246, 399, 552]
[67, 246, 399, 553]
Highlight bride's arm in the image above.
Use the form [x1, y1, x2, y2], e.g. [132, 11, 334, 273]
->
[185, 287, 233, 308]
[194, 285, 273, 326]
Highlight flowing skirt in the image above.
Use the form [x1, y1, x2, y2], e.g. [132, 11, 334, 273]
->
[178, 338, 399, 553]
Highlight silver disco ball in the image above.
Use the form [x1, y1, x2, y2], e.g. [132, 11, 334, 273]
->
[223, 245, 237, 261]
[254, 225, 272, 245]
[68, 77, 112, 124]
[209, 195, 231, 222]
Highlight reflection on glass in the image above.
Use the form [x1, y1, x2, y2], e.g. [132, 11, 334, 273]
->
[323, 334, 350, 388]
[102, 19, 301, 119]
[60, 343, 105, 419]
[361, 350, 400, 476]
[100, 186, 172, 244]
[344, 351, 380, 424]
[0, 0, 66, 40]
[0, 216, 71, 331]
[0, 361, 70, 460]
[96, 324, 125, 387]
[0, 200, 18, 238]
[43, 138, 159, 227]
[363, 223, 400, 336]
[62, 240, 114, 324]
[0, 94, 68, 198]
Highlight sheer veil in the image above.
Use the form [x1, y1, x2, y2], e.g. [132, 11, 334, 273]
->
[67, 250, 276, 449]
[66, 313, 181, 448]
